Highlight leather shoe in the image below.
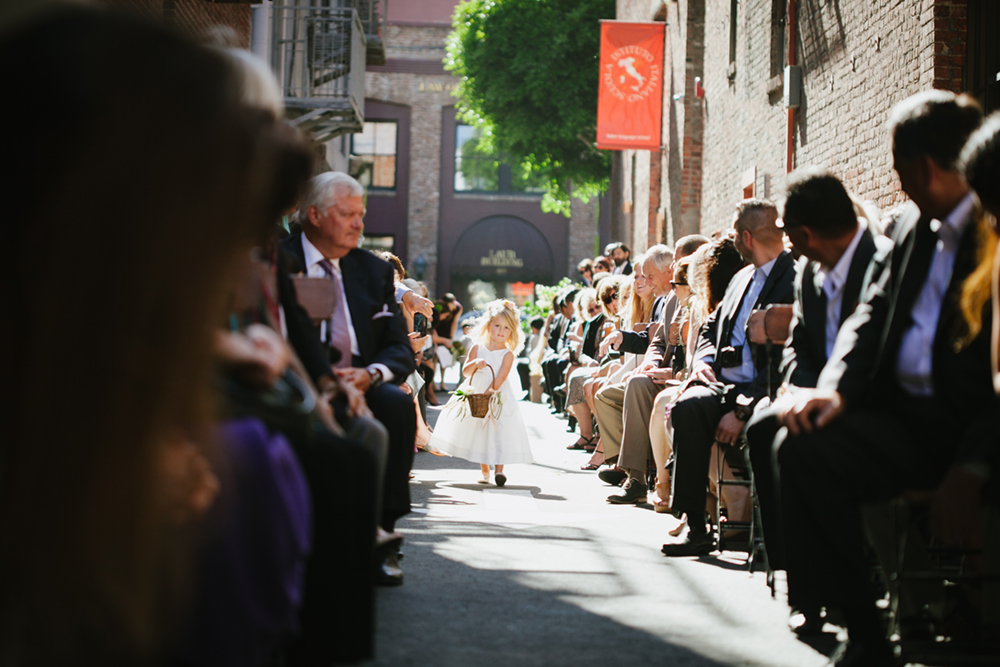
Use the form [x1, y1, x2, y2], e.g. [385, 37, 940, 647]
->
[374, 528, 403, 564]
[788, 606, 824, 636]
[598, 467, 627, 486]
[607, 478, 647, 504]
[375, 552, 404, 586]
[827, 640, 895, 667]
[661, 531, 715, 557]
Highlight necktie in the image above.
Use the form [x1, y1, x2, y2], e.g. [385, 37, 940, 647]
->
[318, 259, 353, 369]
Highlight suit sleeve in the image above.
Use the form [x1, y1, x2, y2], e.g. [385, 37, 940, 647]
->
[780, 266, 822, 389]
[370, 262, 416, 383]
[617, 329, 651, 354]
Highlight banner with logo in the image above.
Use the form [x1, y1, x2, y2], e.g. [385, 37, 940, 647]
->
[596, 21, 665, 151]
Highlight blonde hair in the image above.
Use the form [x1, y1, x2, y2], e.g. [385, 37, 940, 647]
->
[472, 299, 524, 354]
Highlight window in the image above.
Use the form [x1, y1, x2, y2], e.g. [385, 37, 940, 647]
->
[728, 0, 738, 80]
[454, 124, 546, 194]
[350, 121, 397, 189]
[455, 125, 499, 192]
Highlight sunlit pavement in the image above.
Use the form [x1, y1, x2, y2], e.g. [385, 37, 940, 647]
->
[364, 379, 834, 667]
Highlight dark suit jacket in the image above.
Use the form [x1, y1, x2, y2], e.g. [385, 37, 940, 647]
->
[817, 202, 996, 465]
[281, 232, 414, 384]
[617, 295, 668, 354]
[780, 226, 891, 388]
[694, 250, 796, 406]
[580, 313, 606, 361]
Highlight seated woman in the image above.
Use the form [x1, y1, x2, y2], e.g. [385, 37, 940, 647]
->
[566, 277, 624, 450]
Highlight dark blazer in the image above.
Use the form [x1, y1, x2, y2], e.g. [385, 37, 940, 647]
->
[580, 313, 606, 361]
[617, 294, 668, 354]
[780, 226, 891, 389]
[817, 203, 996, 465]
[694, 250, 796, 405]
[281, 232, 415, 384]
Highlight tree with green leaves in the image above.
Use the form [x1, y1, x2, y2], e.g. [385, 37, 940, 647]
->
[446, 0, 616, 216]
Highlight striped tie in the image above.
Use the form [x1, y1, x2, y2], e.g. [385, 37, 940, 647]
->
[318, 259, 353, 369]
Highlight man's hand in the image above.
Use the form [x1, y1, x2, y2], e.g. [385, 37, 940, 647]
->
[715, 411, 746, 445]
[600, 331, 624, 357]
[408, 331, 429, 354]
[336, 367, 372, 393]
[779, 389, 845, 436]
[689, 363, 717, 384]
[401, 290, 433, 319]
[339, 380, 373, 419]
[930, 466, 986, 545]
[642, 367, 674, 384]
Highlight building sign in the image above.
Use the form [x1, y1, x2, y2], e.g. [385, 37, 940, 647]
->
[480, 249, 524, 268]
[596, 21, 665, 151]
[419, 81, 459, 93]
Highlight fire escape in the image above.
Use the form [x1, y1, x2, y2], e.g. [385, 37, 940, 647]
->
[270, 1, 385, 143]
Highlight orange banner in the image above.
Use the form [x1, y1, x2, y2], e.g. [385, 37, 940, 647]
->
[596, 21, 665, 151]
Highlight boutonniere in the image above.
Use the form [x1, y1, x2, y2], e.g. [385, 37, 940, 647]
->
[372, 304, 394, 320]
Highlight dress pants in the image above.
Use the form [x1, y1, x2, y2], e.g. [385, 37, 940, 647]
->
[617, 374, 663, 478]
[670, 382, 730, 536]
[776, 396, 949, 612]
[744, 404, 785, 570]
[366, 383, 417, 531]
[285, 416, 388, 665]
[593, 381, 625, 462]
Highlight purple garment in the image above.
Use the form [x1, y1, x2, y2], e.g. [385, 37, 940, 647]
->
[175, 417, 312, 667]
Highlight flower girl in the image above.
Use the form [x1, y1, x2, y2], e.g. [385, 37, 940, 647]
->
[428, 299, 533, 486]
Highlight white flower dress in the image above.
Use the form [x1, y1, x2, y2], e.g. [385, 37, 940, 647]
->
[428, 345, 533, 465]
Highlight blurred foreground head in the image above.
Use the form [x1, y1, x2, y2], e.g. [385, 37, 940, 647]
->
[0, 7, 310, 664]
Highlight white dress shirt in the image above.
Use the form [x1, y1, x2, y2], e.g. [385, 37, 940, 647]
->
[896, 192, 976, 396]
[814, 222, 866, 359]
[302, 234, 394, 382]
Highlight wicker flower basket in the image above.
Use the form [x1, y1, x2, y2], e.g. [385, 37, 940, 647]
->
[466, 365, 496, 419]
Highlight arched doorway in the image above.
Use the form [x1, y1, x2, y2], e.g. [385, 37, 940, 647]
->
[449, 215, 556, 310]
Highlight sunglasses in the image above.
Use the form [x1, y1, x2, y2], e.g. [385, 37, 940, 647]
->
[671, 281, 688, 287]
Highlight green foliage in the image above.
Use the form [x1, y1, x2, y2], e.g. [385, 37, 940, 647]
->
[446, 0, 615, 216]
[519, 277, 576, 334]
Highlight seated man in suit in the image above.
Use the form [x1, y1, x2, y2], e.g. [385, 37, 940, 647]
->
[662, 199, 795, 556]
[282, 171, 417, 584]
[742, 168, 891, 630]
[541, 288, 578, 412]
[775, 91, 993, 666]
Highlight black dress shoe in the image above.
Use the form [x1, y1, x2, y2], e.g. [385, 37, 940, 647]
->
[607, 478, 647, 504]
[598, 467, 627, 486]
[661, 531, 715, 557]
[788, 606, 824, 636]
[828, 640, 895, 667]
[375, 552, 404, 586]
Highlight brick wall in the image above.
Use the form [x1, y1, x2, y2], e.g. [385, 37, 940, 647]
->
[101, 0, 250, 47]
[676, 0, 966, 237]
[167, 0, 250, 48]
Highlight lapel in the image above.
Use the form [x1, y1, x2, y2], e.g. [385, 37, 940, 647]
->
[338, 249, 367, 358]
[281, 232, 308, 274]
[935, 207, 982, 354]
[800, 260, 829, 364]
[885, 213, 937, 351]
[840, 227, 878, 326]
[754, 250, 793, 308]
[720, 265, 755, 345]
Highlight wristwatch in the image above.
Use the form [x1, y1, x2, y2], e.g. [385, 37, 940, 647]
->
[367, 367, 384, 390]
[733, 395, 754, 422]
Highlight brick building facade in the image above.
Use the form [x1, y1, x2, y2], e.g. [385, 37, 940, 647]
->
[102, 0, 250, 47]
[363, 1, 603, 304]
[617, 0, 999, 240]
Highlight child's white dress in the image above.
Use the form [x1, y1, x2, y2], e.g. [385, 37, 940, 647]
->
[428, 346, 533, 465]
